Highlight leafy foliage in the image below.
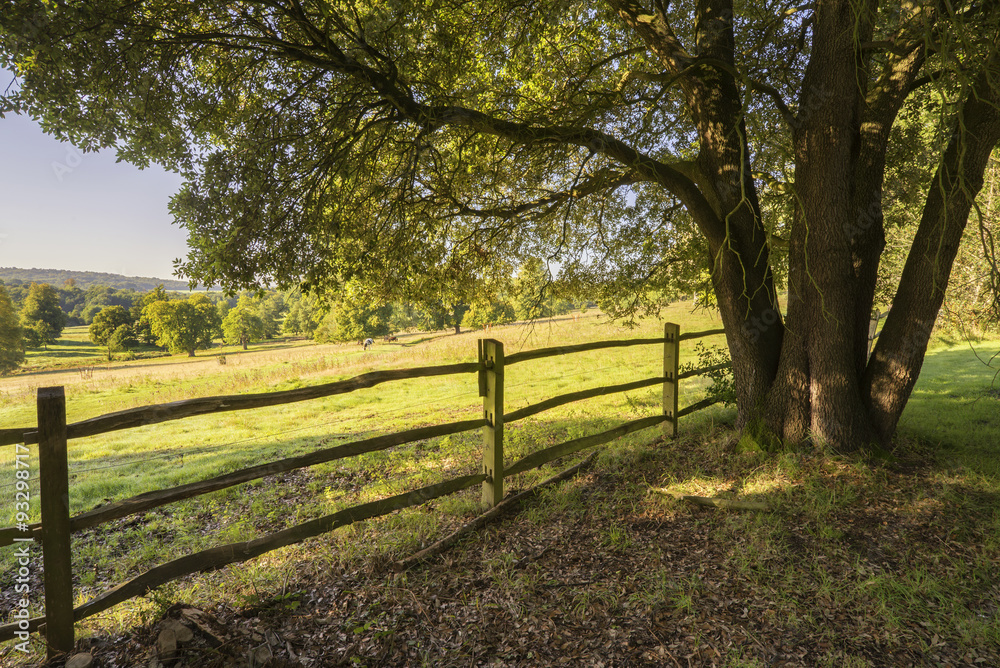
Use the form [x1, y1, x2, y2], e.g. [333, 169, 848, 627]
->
[19, 283, 67, 348]
[89, 304, 137, 361]
[314, 283, 392, 343]
[282, 292, 321, 337]
[132, 285, 171, 344]
[512, 258, 554, 322]
[143, 294, 221, 356]
[464, 300, 516, 330]
[680, 343, 736, 408]
[222, 297, 266, 350]
[0, 284, 25, 374]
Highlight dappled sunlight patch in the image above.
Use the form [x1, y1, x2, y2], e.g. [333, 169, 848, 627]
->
[651, 475, 728, 499]
[740, 473, 796, 497]
[901, 495, 947, 518]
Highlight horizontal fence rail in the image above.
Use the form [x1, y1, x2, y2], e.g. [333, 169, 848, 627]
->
[0, 418, 487, 547]
[0, 473, 488, 641]
[1, 321, 733, 654]
[0, 362, 481, 447]
[502, 327, 725, 366]
[504, 377, 665, 424]
[504, 414, 669, 477]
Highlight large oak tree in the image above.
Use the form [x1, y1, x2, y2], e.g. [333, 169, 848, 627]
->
[3, 0, 999, 449]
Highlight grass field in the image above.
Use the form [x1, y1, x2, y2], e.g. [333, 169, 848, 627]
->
[0, 305, 997, 666]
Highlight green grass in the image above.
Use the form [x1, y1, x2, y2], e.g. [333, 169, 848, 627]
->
[22, 325, 106, 366]
[897, 337, 1000, 473]
[0, 307, 997, 665]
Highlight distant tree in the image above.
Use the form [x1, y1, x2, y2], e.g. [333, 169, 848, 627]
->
[410, 300, 470, 334]
[0, 285, 25, 375]
[255, 292, 286, 338]
[314, 283, 390, 343]
[512, 258, 555, 321]
[282, 292, 320, 337]
[215, 297, 232, 323]
[81, 285, 139, 321]
[58, 284, 86, 325]
[89, 305, 137, 361]
[132, 285, 171, 345]
[312, 310, 339, 343]
[144, 294, 221, 356]
[401, 265, 483, 335]
[387, 302, 422, 333]
[464, 300, 515, 330]
[222, 297, 266, 350]
[19, 283, 67, 348]
[3, 283, 27, 312]
[282, 301, 305, 336]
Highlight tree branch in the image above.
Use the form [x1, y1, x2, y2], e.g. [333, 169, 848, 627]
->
[747, 78, 795, 126]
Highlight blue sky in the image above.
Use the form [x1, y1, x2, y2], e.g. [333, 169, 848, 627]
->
[0, 71, 190, 281]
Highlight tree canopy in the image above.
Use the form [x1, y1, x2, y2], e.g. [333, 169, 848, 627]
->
[89, 304, 137, 361]
[4, 0, 1000, 449]
[143, 294, 221, 357]
[0, 285, 25, 375]
[18, 283, 67, 348]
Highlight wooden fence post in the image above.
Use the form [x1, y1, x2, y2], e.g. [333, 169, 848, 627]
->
[663, 323, 680, 439]
[37, 387, 74, 658]
[479, 339, 504, 507]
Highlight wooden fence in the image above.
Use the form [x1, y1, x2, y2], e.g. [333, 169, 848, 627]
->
[0, 323, 728, 656]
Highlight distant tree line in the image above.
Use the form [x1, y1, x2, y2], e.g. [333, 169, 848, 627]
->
[0, 258, 594, 375]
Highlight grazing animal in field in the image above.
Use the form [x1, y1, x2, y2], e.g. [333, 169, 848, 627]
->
[384, 335, 398, 342]
[363, 338, 374, 350]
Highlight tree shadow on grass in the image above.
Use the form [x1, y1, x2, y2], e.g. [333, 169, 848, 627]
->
[900, 344, 1000, 466]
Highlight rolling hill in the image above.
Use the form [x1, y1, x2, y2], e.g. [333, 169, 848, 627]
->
[0, 267, 195, 292]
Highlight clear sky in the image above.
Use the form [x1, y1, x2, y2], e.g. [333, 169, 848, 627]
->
[0, 70, 190, 281]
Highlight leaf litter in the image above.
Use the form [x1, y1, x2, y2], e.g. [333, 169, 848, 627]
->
[6, 428, 1000, 667]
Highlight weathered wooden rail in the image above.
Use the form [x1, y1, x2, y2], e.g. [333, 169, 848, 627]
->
[0, 323, 729, 656]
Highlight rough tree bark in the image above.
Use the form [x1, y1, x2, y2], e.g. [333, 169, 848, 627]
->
[866, 57, 1000, 441]
[618, 0, 1000, 449]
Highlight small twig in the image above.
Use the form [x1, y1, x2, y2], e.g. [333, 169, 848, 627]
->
[394, 453, 597, 572]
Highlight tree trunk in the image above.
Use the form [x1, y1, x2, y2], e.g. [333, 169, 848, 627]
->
[761, 0, 881, 447]
[614, 0, 999, 451]
[864, 61, 1000, 442]
[614, 0, 785, 427]
[760, 24, 1000, 450]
